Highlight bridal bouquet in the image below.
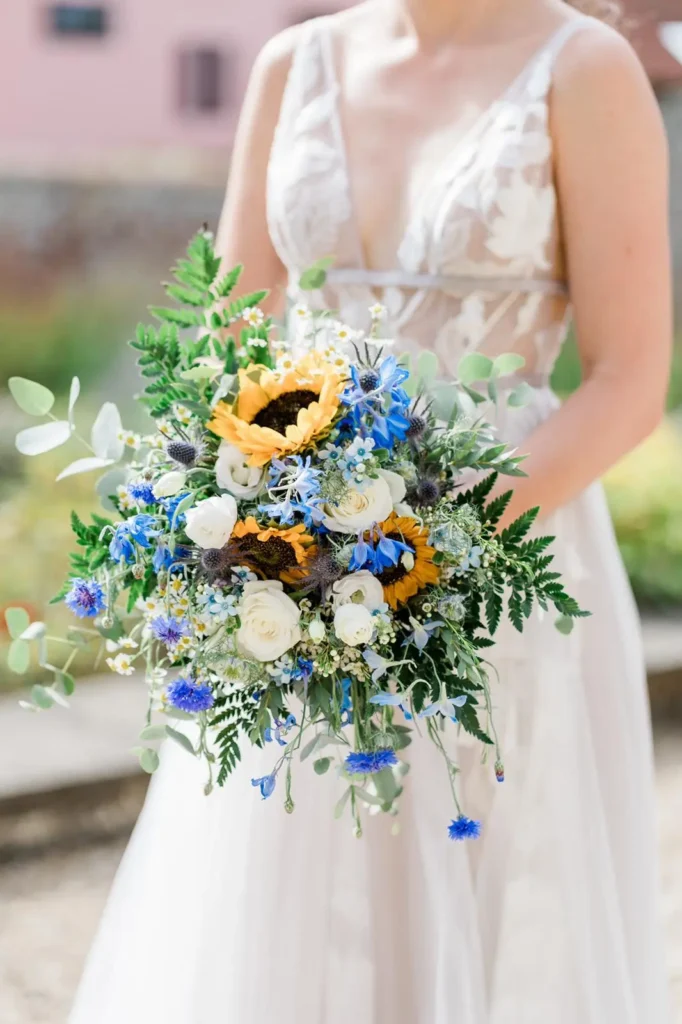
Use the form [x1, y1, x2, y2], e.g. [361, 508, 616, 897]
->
[5, 230, 585, 840]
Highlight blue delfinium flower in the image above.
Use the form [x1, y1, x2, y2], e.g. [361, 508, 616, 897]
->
[65, 577, 106, 618]
[165, 677, 214, 713]
[151, 615, 191, 647]
[109, 514, 160, 563]
[252, 773, 277, 799]
[345, 748, 398, 774]
[448, 815, 482, 841]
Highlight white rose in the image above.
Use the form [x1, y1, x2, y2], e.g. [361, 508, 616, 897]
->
[153, 470, 186, 498]
[216, 442, 265, 499]
[333, 603, 375, 647]
[237, 580, 302, 663]
[377, 469, 406, 504]
[323, 475, 394, 534]
[184, 494, 238, 549]
[331, 571, 385, 612]
[394, 501, 415, 518]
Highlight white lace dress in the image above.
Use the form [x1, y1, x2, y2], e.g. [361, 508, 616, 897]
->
[70, 16, 669, 1024]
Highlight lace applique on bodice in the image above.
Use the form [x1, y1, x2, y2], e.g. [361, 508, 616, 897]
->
[267, 16, 591, 382]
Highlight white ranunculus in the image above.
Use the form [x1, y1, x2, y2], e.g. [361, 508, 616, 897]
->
[331, 571, 385, 612]
[323, 475, 394, 534]
[377, 469, 406, 504]
[333, 603, 375, 648]
[308, 618, 326, 643]
[184, 494, 238, 549]
[215, 442, 265, 499]
[153, 470, 186, 498]
[237, 580, 302, 663]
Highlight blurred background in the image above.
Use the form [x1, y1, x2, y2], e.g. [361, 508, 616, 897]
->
[0, 1, 681, 1021]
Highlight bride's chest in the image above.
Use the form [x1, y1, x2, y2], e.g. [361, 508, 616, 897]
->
[267, 33, 560, 277]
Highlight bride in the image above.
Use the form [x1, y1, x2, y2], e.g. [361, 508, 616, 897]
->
[70, 0, 672, 1021]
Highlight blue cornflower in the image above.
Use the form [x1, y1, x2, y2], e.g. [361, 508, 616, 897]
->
[151, 615, 191, 647]
[109, 514, 160, 563]
[448, 815, 482, 841]
[345, 748, 398, 774]
[252, 773, 277, 799]
[128, 481, 158, 506]
[65, 577, 106, 618]
[165, 677, 214, 713]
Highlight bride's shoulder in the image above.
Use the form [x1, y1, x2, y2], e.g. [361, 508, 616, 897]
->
[551, 14, 655, 104]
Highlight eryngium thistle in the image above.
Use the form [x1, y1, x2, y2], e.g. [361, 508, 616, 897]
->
[297, 551, 344, 594]
[406, 414, 427, 440]
[415, 478, 441, 506]
[166, 440, 199, 467]
[201, 548, 227, 573]
[358, 369, 380, 393]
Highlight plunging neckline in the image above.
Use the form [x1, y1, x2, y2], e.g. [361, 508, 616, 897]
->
[317, 16, 584, 277]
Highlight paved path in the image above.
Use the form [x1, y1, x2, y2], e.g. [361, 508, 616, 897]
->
[0, 729, 681, 1024]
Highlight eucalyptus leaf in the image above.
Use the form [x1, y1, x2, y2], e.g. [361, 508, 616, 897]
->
[334, 786, 352, 819]
[56, 671, 76, 696]
[57, 456, 115, 482]
[138, 748, 160, 774]
[429, 382, 458, 422]
[507, 382, 535, 408]
[166, 725, 196, 756]
[300, 734, 321, 761]
[313, 757, 331, 775]
[31, 684, 54, 709]
[8, 639, 30, 674]
[355, 788, 384, 806]
[457, 352, 494, 385]
[16, 420, 71, 456]
[5, 607, 30, 639]
[68, 376, 81, 426]
[8, 377, 55, 416]
[181, 365, 216, 381]
[492, 353, 526, 377]
[416, 350, 439, 385]
[20, 621, 46, 641]
[139, 724, 169, 741]
[96, 466, 129, 511]
[555, 615, 575, 636]
[91, 402, 124, 460]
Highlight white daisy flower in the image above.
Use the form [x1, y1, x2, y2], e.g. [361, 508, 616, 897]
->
[119, 637, 139, 650]
[242, 306, 265, 327]
[369, 303, 387, 321]
[292, 303, 311, 321]
[174, 405, 192, 426]
[118, 430, 141, 450]
[116, 485, 134, 511]
[106, 653, 136, 676]
[158, 420, 173, 438]
[168, 577, 187, 596]
[137, 596, 163, 617]
[334, 323, 355, 344]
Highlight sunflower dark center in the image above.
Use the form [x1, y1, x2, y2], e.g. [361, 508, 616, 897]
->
[375, 536, 416, 587]
[252, 390, 319, 435]
[231, 533, 299, 577]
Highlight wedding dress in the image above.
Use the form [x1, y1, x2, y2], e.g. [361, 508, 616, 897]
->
[70, 14, 669, 1023]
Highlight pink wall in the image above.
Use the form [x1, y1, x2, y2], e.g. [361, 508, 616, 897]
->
[0, 1, 339, 181]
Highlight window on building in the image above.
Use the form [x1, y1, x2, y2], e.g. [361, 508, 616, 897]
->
[49, 4, 108, 36]
[178, 48, 226, 114]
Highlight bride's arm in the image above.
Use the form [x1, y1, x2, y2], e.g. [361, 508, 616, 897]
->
[496, 25, 672, 529]
[213, 28, 302, 318]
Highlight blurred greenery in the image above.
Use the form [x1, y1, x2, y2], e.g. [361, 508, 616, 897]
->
[0, 292, 133, 393]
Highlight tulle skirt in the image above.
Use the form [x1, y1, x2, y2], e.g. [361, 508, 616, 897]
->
[69, 389, 669, 1023]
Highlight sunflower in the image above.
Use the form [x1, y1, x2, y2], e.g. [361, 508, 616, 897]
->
[227, 517, 315, 584]
[374, 514, 439, 609]
[208, 353, 344, 467]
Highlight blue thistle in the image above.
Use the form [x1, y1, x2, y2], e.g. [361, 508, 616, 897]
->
[345, 748, 398, 774]
[165, 677, 214, 713]
[151, 615, 191, 647]
[64, 577, 106, 618]
[448, 815, 482, 841]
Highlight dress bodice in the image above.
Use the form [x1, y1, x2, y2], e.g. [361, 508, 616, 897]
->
[267, 15, 592, 382]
